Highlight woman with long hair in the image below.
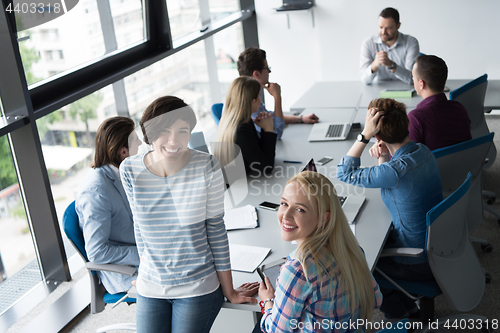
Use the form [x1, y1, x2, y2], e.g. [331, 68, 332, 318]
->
[215, 76, 277, 175]
[119, 96, 259, 333]
[258, 171, 382, 332]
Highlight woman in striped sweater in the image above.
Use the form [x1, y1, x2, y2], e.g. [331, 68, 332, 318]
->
[120, 96, 259, 333]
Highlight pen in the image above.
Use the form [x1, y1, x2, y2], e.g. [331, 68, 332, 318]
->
[284, 160, 302, 164]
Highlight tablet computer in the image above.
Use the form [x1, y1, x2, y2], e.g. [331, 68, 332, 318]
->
[256, 257, 287, 289]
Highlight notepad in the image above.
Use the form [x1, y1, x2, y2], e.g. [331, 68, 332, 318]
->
[229, 244, 272, 273]
[379, 89, 415, 98]
[224, 205, 259, 230]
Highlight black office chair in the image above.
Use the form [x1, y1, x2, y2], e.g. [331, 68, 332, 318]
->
[63, 201, 137, 332]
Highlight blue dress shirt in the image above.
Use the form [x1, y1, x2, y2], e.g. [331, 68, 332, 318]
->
[76, 165, 140, 294]
[337, 142, 443, 265]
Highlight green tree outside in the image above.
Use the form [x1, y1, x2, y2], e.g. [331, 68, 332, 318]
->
[68, 93, 102, 147]
[0, 136, 17, 191]
[0, 33, 41, 190]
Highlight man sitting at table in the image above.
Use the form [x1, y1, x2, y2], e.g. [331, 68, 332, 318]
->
[237, 47, 319, 140]
[360, 7, 419, 85]
[409, 54, 472, 150]
[337, 99, 442, 319]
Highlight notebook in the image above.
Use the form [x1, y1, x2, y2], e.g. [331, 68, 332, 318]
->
[275, 0, 313, 11]
[307, 94, 362, 142]
[301, 158, 365, 224]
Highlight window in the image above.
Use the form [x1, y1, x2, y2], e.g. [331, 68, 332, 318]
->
[167, 0, 241, 42]
[17, 0, 147, 86]
[0, 135, 41, 315]
[36, 85, 118, 258]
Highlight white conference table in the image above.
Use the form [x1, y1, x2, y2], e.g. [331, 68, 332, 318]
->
[290, 80, 500, 112]
[223, 109, 392, 312]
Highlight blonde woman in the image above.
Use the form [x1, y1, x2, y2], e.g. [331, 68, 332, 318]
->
[258, 171, 382, 333]
[215, 76, 277, 175]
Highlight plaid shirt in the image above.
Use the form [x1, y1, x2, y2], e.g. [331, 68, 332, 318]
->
[261, 250, 382, 333]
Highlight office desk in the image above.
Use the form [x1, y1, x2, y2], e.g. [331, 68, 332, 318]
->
[223, 110, 392, 312]
[290, 80, 500, 112]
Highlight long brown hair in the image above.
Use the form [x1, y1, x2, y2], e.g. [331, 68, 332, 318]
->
[92, 116, 135, 168]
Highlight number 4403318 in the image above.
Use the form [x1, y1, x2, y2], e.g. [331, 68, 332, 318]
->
[5, 2, 62, 14]
[443, 319, 498, 331]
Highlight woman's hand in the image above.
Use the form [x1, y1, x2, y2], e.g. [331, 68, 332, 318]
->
[258, 277, 275, 306]
[362, 108, 384, 139]
[254, 112, 274, 132]
[369, 140, 390, 159]
[225, 282, 259, 304]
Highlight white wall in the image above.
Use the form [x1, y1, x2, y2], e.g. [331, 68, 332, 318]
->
[255, 0, 500, 110]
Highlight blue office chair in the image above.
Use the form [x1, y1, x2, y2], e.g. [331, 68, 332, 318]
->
[449, 74, 496, 168]
[450, 75, 500, 225]
[375, 174, 488, 331]
[211, 103, 223, 125]
[63, 201, 137, 332]
[433, 133, 496, 252]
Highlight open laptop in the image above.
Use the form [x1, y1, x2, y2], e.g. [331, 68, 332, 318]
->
[307, 94, 362, 142]
[275, 0, 314, 11]
[301, 159, 365, 224]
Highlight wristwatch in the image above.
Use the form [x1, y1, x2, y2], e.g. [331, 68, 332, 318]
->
[357, 133, 370, 144]
[298, 115, 303, 123]
[388, 61, 397, 70]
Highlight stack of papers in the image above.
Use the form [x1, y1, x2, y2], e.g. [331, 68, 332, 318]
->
[230, 244, 272, 273]
[224, 205, 259, 230]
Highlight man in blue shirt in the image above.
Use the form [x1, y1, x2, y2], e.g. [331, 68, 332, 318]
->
[337, 98, 442, 319]
[76, 116, 142, 294]
[237, 47, 319, 139]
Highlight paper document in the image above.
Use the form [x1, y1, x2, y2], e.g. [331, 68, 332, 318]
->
[230, 244, 272, 273]
[379, 89, 415, 98]
[224, 205, 258, 230]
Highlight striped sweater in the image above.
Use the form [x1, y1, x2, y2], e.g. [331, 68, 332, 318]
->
[119, 150, 230, 297]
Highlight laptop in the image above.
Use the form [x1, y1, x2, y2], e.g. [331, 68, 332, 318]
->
[307, 94, 362, 142]
[275, 0, 314, 11]
[301, 159, 365, 224]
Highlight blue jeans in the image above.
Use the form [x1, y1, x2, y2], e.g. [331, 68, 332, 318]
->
[374, 257, 434, 319]
[136, 286, 224, 333]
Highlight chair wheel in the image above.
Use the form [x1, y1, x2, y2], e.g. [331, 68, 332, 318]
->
[485, 273, 492, 284]
[485, 196, 495, 205]
[481, 244, 493, 253]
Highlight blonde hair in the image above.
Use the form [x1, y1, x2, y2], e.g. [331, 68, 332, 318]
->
[288, 171, 375, 326]
[214, 76, 261, 168]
